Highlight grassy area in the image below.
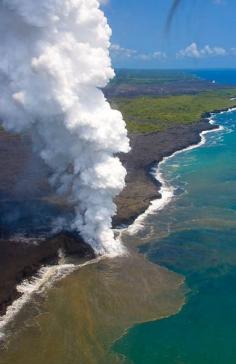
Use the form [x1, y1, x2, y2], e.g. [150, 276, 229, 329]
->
[110, 69, 197, 85]
[112, 89, 236, 133]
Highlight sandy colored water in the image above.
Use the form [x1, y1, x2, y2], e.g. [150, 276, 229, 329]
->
[0, 231, 185, 364]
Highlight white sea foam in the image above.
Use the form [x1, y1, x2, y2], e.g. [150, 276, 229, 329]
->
[126, 163, 174, 235]
[0, 257, 102, 340]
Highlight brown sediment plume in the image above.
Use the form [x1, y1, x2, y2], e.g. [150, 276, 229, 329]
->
[0, 237, 185, 364]
[0, 233, 95, 316]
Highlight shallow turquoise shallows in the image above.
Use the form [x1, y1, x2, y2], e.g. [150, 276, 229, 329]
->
[114, 109, 236, 364]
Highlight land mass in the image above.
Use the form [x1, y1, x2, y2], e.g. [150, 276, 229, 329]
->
[111, 74, 236, 224]
[104, 69, 224, 98]
[0, 70, 236, 315]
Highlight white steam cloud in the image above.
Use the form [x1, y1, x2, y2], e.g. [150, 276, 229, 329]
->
[0, 0, 130, 256]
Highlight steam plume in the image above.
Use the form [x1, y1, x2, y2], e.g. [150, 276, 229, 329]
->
[0, 0, 130, 256]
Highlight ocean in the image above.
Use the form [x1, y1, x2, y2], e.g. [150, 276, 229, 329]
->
[189, 68, 236, 85]
[114, 107, 236, 363]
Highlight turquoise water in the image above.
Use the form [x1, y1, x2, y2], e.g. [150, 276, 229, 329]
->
[114, 110, 236, 363]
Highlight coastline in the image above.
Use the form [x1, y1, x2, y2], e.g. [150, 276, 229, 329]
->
[0, 106, 234, 333]
[110, 107, 233, 358]
[114, 117, 215, 227]
[115, 105, 236, 229]
[0, 254, 102, 340]
[125, 112, 226, 235]
[112, 108, 236, 364]
[0, 233, 95, 318]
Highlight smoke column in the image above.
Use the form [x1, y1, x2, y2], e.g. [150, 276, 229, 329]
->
[0, 0, 130, 256]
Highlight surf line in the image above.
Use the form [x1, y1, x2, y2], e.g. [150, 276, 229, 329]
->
[125, 110, 232, 236]
[0, 256, 103, 340]
[1, 108, 234, 338]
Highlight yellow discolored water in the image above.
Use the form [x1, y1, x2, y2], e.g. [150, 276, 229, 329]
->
[0, 232, 185, 364]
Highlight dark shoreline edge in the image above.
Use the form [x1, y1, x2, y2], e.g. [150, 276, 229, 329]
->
[0, 233, 95, 316]
[0, 106, 233, 319]
[114, 106, 234, 227]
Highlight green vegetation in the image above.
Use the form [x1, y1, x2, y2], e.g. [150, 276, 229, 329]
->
[112, 89, 236, 133]
[110, 69, 197, 85]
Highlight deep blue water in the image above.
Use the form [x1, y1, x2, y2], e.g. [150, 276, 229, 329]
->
[190, 69, 236, 85]
[114, 105, 236, 362]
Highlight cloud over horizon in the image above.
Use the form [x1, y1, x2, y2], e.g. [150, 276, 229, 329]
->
[177, 42, 227, 59]
[110, 40, 236, 68]
[110, 44, 166, 62]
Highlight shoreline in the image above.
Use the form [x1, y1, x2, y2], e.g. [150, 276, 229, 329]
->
[115, 105, 236, 229]
[0, 233, 95, 319]
[113, 107, 233, 350]
[126, 113, 225, 235]
[0, 255, 102, 340]
[115, 119, 214, 227]
[127, 115, 223, 234]
[0, 106, 234, 335]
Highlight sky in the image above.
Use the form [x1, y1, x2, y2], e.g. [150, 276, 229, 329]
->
[101, 0, 236, 69]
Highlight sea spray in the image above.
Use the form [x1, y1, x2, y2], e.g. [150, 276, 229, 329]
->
[0, 0, 130, 255]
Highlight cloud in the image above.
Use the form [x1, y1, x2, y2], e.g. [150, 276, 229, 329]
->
[110, 44, 137, 58]
[138, 51, 167, 61]
[177, 42, 227, 58]
[110, 44, 166, 61]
